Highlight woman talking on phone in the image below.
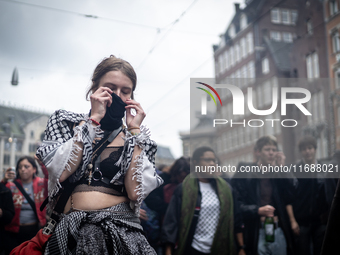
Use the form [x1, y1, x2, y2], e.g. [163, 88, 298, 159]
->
[36, 55, 163, 254]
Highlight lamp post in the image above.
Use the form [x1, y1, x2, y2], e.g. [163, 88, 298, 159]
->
[11, 67, 18, 86]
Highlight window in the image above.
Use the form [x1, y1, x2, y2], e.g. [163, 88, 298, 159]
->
[330, 0, 338, 16]
[263, 80, 272, 106]
[235, 44, 240, 63]
[332, 32, 340, 53]
[230, 47, 235, 66]
[247, 32, 254, 54]
[281, 9, 290, 24]
[224, 50, 229, 70]
[271, 8, 280, 23]
[4, 154, 10, 165]
[240, 38, 246, 58]
[4, 141, 11, 152]
[282, 32, 293, 42]
[335, 68, 340, 89]
[215, 61, 219, 76]
[262, 58, 269, 74]
[240, 14, 247, 30]
[248, 61, 255, 81]
[229, 24, 236, 38]
[307, 19, 313, 35]
[291, 10, 298, 24]
[312, 53, 320, 78]
[220, 55, 225, 74]
[306, 52, 319, 79]
[16, 140, 23, 152]
[270, 31, 281, 41]
[30, 130, 34, 138]
[29, 143, 38, 153]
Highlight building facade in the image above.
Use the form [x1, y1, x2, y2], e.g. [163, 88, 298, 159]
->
[0, 104, 49, 177]
[183, 0, 332, 167]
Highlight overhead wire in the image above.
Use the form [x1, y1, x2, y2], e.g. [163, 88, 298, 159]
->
[136, 0, 199, 71]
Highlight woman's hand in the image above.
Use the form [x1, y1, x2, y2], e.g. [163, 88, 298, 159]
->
[125, 99, 146, 129]
[89, 87, 113, 122]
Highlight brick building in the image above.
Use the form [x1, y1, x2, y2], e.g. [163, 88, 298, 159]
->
[209, 0, 330, 166]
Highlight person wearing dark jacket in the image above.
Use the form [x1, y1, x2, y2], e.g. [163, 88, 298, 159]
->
[0, 181, 15, 254]
[231, 136, 295, 255]
[161, 146, 244, 255]
[290, 136, 327, 255]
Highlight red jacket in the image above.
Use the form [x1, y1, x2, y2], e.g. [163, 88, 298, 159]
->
[4, 176, 47, 233]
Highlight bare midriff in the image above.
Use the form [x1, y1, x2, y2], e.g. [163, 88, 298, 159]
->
[63, 191, 129, 213]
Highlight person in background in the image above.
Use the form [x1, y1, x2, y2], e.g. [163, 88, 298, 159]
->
[231, 136, 295, 255]
[161, 146, 238, 255]
[291, 136, 327, 255]
[143, 157, 190, 254]
[2, 156, 48, 255]
[0, 181, 15, 255]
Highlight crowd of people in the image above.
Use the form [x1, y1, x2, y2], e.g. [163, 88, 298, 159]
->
[0, 54, 338, 255]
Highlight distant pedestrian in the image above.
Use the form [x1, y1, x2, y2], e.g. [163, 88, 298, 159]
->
[162, 146, 238, 255]
[2, 156, 48, 255]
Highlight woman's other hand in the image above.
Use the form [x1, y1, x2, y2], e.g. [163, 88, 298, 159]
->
[139, 209, 148, 221]
[90, 87, 113, 122]
[125, 99, 146, 129]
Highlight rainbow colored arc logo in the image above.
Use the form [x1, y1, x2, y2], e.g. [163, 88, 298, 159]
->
[196, 82, 222, 106]
[196, 82, 222, 115]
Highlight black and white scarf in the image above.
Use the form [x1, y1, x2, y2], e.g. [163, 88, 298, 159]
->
[36, 109, 163, 215]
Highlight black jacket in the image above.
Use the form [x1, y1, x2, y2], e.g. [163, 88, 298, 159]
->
[0, 182, 15, 251]
[161, 179, 243, 251]
[231, 163, 295, 255]
[292, 160, 328, 226]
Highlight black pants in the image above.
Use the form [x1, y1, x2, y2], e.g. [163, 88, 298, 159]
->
[294, 223, 326, 255]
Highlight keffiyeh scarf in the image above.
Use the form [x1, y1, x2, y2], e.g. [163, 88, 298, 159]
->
[36, 110, 163, 215]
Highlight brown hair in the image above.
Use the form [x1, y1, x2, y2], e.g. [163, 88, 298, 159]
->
[298, 135, 317, 151]
[255, 135, 278, 152]
[86, 55, 137, 99]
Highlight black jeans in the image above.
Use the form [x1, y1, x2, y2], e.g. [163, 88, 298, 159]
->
[294, 223, 326, 255]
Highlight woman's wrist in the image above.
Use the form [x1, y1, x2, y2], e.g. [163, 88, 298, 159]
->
[128, 126, 140, 136]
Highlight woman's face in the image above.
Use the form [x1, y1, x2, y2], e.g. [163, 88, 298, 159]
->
[18, 159, 36, 183]
[97, 70, 133, 103]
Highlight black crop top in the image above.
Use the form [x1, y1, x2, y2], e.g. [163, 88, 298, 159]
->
[73, 146, 127, 196]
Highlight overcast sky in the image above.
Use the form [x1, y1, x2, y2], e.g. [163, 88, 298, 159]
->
[0, 0, 235, 158]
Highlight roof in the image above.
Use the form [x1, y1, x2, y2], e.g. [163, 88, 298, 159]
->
[264, 36, 292, 72]
[156, 145, 175, 160]
[0, 104, 49, 137]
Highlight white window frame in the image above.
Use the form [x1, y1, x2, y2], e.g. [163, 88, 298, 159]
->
[271, 8, 280, 23]
[281, 9, 290, 24]
[262, 58, 270, 74]
[282, 32, 293, 42]
[235, 44, 240, 63]
[247, 32, 254, 54]
[270, 31, 281, 41]
[333, 32, 340, 53]
[240, 37, 246, 59]
[307, 19, 313, 35]
[330, 0, 339, 16]
[291, 10, 298, 25]
[240, 14, 247, 30]
[335, 68, 340, 89]
[312, 53, 320, 78]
